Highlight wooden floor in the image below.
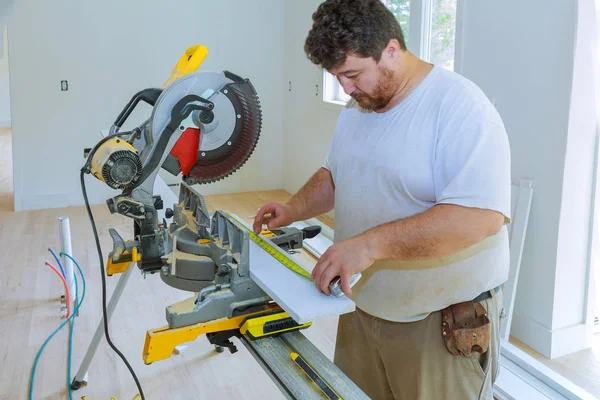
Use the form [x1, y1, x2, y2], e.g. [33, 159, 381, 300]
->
[0, 188, 338, 400]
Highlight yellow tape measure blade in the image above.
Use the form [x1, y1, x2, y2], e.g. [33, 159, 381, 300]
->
[227, 214, 312, 280]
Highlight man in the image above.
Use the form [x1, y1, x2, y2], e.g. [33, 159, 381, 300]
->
[253, 0, 511, 398]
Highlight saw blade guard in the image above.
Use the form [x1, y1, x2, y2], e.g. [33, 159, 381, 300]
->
[142, 70, 262, 185]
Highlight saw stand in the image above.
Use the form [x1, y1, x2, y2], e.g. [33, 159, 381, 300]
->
[70, 263, 368, 400]
[71, 262, 136, 390]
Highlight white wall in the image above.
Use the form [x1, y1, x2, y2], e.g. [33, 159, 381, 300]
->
[8, 0, 284, 211]
[0, 25, 10, 127]
[283, 0, 593, 358]
[550, 0, 597, 357]
[283, 0, 340, 197]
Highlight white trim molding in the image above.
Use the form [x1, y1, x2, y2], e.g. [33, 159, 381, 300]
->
[510, 313, 593, 359]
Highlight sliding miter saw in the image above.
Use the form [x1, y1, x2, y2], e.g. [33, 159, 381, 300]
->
[86, 69, 262, 272]
[79, 48, 367, 400]
[82, 64, 326, 351]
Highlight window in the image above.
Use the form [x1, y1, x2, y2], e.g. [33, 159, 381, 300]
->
[382, 0, 411, 44]
[324, 0, 458, 105]
[430, 0, 458, 70]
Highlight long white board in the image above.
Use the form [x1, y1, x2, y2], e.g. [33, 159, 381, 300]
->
[232, 216, 356, 324]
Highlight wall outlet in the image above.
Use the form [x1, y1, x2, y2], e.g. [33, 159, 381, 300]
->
[61, 80, 68, 91]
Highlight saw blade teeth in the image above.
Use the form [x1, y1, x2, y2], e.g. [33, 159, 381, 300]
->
[187, 87, 262, 184]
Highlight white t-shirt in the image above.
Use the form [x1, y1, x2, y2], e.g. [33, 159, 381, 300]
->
[323, 65, 511, 322]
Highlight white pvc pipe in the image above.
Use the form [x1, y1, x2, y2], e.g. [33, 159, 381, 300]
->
[58, 216, 75, 307]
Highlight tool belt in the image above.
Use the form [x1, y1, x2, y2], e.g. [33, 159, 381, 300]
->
[440, 287, 498, 357]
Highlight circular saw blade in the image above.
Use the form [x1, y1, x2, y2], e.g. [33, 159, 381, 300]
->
[187, 80, 262, 184]
[150, 71, 262, 185]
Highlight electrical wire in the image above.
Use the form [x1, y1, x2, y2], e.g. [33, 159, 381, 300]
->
[62, 253, 86, 400]
[29, 257, 85, 400]
[45, 261, 71, 319]
[49, 247, 67, 279]
[79, 169, 145, 399]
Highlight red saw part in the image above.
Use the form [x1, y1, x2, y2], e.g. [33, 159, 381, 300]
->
[186, 82, 262, 184]
[170, 128, 200, 176]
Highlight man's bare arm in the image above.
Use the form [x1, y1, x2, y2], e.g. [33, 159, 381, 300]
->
[363, 204, 505, 261]
[287, 167, 335, 221]
[253, 168, 334, 233]
[311, 203, 505, 295]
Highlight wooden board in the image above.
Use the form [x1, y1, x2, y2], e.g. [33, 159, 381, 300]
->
[232, 216, 355, 324]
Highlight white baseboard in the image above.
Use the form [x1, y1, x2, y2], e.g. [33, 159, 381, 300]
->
[0, 119, 11, 128]
[549, 323, 593, 358]
[21, 192, 69, 211]
[510, 313, 593, 359]
[511, 313, 553, 357]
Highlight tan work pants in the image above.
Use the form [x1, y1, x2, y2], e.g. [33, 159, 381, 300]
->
[334, 289, 502, 400]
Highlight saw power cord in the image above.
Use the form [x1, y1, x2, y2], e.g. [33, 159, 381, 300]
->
[80, 170, 146, 400]
[29, 253, 86, 400]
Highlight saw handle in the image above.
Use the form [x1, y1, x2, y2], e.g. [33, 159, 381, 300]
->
[111, 88, 163, 134]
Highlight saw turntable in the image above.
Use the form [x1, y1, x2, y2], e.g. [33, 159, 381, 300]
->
[74, 45, 366, 400]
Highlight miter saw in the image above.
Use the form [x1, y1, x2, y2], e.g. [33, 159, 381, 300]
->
[75, 45, 367, 400]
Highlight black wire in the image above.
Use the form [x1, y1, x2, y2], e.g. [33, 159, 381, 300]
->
[80, 170, 146, 400]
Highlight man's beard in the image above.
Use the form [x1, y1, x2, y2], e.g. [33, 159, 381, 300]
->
[351, 67, 397, 112]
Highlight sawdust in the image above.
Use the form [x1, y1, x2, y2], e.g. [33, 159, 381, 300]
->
[168, 296, 197, 315]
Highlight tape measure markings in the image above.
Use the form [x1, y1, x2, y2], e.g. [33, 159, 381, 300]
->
[226, 213, 313, 281]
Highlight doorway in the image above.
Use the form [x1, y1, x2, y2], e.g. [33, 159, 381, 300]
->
[0, 24, 12, 212]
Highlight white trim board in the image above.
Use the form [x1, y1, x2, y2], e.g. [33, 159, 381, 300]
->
[234, 215, 356, 324]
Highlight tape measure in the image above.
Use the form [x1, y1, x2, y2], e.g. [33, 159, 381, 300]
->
[226, 213, 312, 280]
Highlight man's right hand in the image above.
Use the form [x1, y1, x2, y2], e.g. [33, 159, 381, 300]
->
[253, 202, 295, 234]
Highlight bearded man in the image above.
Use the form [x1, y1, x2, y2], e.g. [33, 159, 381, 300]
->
[253, 1, 511, 399]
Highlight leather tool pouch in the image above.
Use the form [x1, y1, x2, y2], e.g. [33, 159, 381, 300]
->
[441, 301, 491, 357]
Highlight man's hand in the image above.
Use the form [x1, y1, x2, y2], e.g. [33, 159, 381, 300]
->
[311, 236, 374, 296]
[253, 202, 295, 234]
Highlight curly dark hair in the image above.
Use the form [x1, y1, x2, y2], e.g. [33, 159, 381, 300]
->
[304, 0, 407, 70]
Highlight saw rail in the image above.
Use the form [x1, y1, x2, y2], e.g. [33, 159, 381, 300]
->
[241, 330, 369, 400]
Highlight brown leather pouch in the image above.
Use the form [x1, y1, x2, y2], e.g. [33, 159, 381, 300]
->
[441, 301, 491, 357]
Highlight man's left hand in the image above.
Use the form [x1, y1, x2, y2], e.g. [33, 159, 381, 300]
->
[311, 236, 374, 296]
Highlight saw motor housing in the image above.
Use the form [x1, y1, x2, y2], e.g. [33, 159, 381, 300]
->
[90, 138, 142, 190]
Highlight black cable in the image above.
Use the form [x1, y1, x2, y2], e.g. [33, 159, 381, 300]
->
[79, 170, 146, 400]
